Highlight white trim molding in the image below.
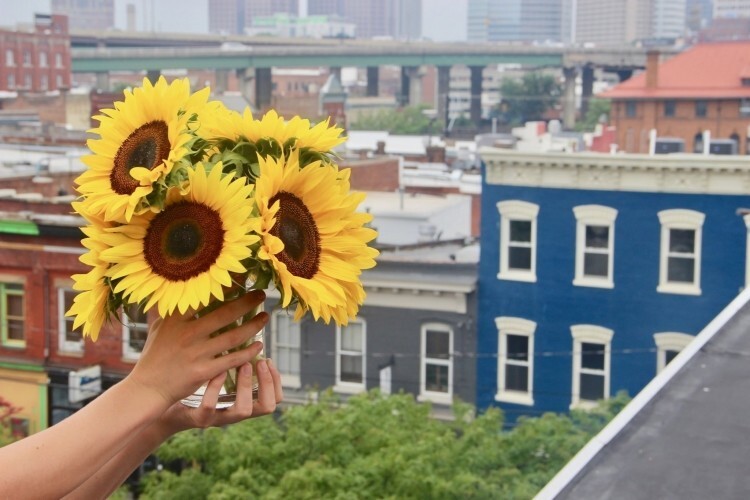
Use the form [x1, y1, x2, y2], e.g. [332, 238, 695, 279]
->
[418, 322, 454, 405]
[497, 200, 539, 283]
[495, 316, 536, 406]
[573, 205, 618, 289]
[57, 286, 84, 355]
[570, 324, 614, 410]
[334, 318, 367, 394]
[653, 332, 694, 373]
[657, 209, 704, 296]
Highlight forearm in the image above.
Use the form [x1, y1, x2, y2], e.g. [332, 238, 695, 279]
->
[63, 421, 173, 500]
[0, 376, 170, 498]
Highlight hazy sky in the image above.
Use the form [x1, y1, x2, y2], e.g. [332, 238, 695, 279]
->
[1, 0, 466, 40]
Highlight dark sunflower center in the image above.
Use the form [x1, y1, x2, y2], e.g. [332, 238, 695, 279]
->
[269, 191, 320, 279]
[111, 120, 170, 195]
[143, 202, 225, 281]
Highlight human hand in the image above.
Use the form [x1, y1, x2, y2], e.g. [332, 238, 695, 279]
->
[156, 357, 284, 435]
[127, 290, 270, 407]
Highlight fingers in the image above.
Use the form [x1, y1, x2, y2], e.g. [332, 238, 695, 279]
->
[194, 290, 266, 336]
[199, 372, 227, 416]
[231, 362, 255, 417]
[267, 359, 284, 404]
[253, 360, 276, 415]
[206, 312, 269, 355]
[211, 340, 264, 375]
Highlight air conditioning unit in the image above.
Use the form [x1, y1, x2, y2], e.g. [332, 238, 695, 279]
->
[709, 139, 737, 155]
[654, 138, 685, 154]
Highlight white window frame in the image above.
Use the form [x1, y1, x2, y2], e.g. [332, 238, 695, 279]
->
[55, 53, 63, 68]
[334, 318, 366, 394]
[271, 309, 301, 388]
[418, 322, 454, 405]
[573, 205, 618, 289]
[571, 324, 613, 409]
[497, 200, 539, 283]
[0, 275, 26, 349]
[653, 332, 694, 373]
[495, 316, 535, 406]
[5, 49, 14, 67]
[657, 209, 704, 295]
[39, 51, 47, 67]
[121, 306, 148, 362]
[57, 287, 83, 354]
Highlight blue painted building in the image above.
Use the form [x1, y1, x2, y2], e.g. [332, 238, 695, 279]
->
[478, 150, 750, 416]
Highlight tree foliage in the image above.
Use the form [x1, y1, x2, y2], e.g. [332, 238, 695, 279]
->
[499, 73, 561, 125]
[139, 390, 629, 499]
[576, 98, 611, 132]
[349, 105, 442, 135]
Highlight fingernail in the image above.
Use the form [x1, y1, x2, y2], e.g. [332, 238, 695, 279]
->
[267, 358, 274, 370]
[241, 363, 252, 377]
[257, 312, 269, 324]
[258, 360, 269, 373]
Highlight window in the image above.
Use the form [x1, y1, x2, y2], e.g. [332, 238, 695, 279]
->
[741, 98, 750, 117]
[122, 305, 148, 360]
[695, 100, 707, 118]
[271, 310, 301, 388]
[653, 332, 694, 373]
[495, 317, 535, 406]
[58, 288, 83, 354]
[7, 74, 15, 89]
[664, 100, 675, 117]
[22, 51, 31, 66]
[1, 282, 25, 348]
[573, 205, 617, 288]
[693, 132, 704, 153]
[657, 209, 704, 295]
[40, 74, 48, 91]
[24, 73, 31, 89]
[419, 323, 453, 405]
[39, 51, 47, 67]
[56, 74, 63, 88]
[335, 318, 365, 392]
[55, 53, 63, 68]
[625, 100, 637, 117]
[497, 200, 539, 282]
[571, 325, 613, 409]
[5, 49, 14, 66]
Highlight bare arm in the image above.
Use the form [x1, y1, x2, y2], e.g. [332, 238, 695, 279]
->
[0, 291, 269, 498]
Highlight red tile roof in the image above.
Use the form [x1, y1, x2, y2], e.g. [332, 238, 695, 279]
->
[599, 42, 750, 99]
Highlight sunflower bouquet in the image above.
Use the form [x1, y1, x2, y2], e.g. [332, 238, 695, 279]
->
[67, 77, 379, 401]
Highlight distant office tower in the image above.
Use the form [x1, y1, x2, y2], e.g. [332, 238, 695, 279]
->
[51, 0, 114, 31]
[714, 0, 750, 18]
[686, 0, 714, 32]
[467, 0, 563, 43]
[574, 0, 686, 45]
[308, 0, 420, 39]
[245, 0, 299, 28]
[208, 0, 246, 35]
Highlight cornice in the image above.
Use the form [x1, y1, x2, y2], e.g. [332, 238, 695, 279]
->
[481, 149, 750, 195]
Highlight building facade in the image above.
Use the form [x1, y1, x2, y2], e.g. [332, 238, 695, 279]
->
[467, 0, 563, 43]
[478, 149, 750, 417]
[602, 43, 750, 155]
[208, 0, 246, 35]
[0, 14, 71, 93]
[51, 0, 114, 31]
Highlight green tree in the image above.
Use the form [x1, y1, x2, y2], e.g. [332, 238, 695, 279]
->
[140, 390, 629, 499]
[576, 98, 611, 132]
[350, 105, 442, 135]
[499, 73, 561, 125]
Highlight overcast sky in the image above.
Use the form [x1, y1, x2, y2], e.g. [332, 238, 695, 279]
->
[1, 0, 466, 41]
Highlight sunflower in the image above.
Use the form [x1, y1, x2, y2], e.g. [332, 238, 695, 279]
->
[66, 201, 116, 341]
[98, 162, 260, 317]
[254, 151, 379, 325]
[75, 76, 211, 222]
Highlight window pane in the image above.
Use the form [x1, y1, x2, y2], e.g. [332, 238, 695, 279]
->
[668, 257, 695, 283]
[509, 247, 531, 270]
[340, 354, 362, 383]
[277, 347, 291, 374]
[505, 364, 528, 392]
[426, 330, 450, 359]
[289, 349, 300, 375]
[289, 322, 300, 346]
[669, 229, 695, 253]
[426, 363, 449, 393]
[585, 225, 609, 249]
[584, 253, 609, 277]
[341, 324, 362, 351]
[8, 320, 24, 341]
[665, 350, 679, 366]
[581, 342, 605, 370]
[506, 334, 528, 361]
[510, 220, 531, 243]
[277, 315, 290, 344]
[63, 290, 83, 343]
[7, 294, 23, 317]
[580, 373, 605, 401]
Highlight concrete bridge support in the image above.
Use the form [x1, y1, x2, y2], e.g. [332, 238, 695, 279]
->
[214, 69, 230, 95]
[469, 65, 483, 128]
[236, 68, 254, 109]
[581, 65, 594, 119]
[146, 69, 161, 84]
[436, 65, 451, 132]
[255, 67, 273, 112]
[95, 72, 110, 91]
[366, 66, 379, 97]
[562, 66, 577, 130]
[399, 66, 425, 107]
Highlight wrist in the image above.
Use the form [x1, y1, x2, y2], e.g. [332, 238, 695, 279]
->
[120, 373, 174, 416]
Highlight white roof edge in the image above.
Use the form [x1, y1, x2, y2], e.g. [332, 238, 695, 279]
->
[534, 286, 750, 500]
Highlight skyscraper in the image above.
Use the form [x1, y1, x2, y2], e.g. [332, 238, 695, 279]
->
[51, 0, 114, 31]
[714, 0, 750, 18]
[208, 0, 245, 35]
[245, 0, 299, 27]
[466, 0, 563, 43]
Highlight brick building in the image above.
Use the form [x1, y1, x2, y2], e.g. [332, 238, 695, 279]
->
[602, 43, 750, 155]
[0, 14, 71, 94]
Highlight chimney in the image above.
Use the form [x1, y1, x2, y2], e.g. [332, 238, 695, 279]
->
[646, 50, 660, 89]
[376, 141, 386, 155]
